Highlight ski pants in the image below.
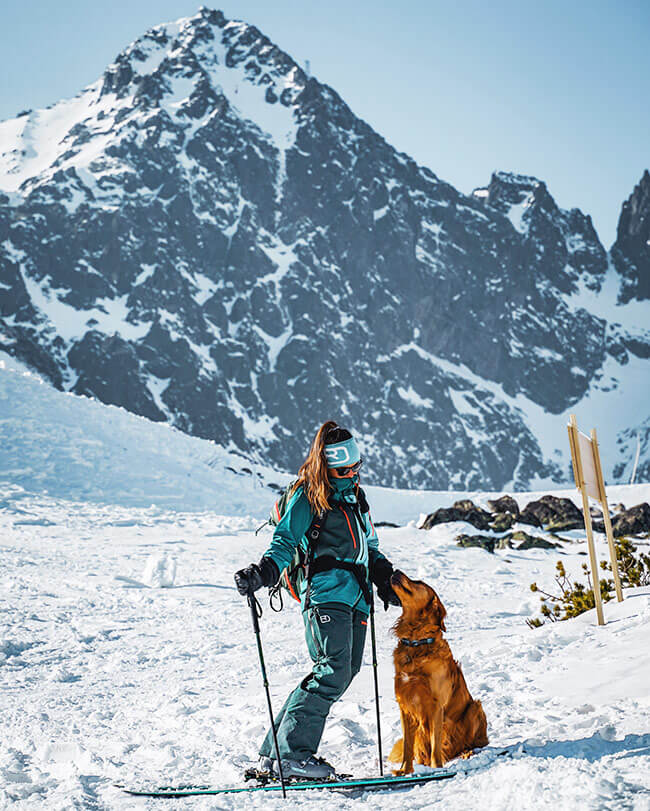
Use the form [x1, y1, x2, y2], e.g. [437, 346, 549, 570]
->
[259, 604, 368, 761]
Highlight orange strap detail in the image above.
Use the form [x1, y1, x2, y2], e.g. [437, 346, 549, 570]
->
[287, 577, 299, 602]
[340, 505, 357, 549]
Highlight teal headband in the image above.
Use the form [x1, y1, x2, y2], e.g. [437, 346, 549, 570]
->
[324, 437, 361, 468]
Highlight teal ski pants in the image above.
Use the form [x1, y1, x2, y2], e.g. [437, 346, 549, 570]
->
[259, 604, 368, 761]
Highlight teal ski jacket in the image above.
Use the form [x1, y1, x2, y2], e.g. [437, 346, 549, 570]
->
[262, 475, 387, 615]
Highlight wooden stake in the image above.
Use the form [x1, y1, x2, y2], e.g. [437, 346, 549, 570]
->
[568, 415, 605, 626]
[591, 428, 623, 602]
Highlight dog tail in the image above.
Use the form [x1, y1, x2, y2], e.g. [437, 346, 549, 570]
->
[387, 738, 403, 764]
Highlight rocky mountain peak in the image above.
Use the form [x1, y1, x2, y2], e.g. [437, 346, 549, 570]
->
[100, 7, 308, 113]
[0, 9, 648, 490]
[472, 171, 606, 293]
[611, 169, 650, 302]
[473, 171, 553, 235]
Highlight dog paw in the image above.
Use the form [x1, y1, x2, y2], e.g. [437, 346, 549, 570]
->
[392, 766, 413, 777]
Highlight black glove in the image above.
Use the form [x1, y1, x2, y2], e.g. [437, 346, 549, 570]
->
[370, 557, 401, 610]
[234, 557, 279, 596]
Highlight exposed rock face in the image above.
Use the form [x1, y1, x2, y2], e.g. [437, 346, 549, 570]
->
[611, 170, 650, 303]
[456, 534, 497, 553]
[455, 529, 558, 552]
[487, 495, 520, 516]
[0, 9, 648, 488]
[511, 531, 558, 550]
[518, 496, 584, 531]
[421, 500, 493, 530]
[592, 503, 650, 536]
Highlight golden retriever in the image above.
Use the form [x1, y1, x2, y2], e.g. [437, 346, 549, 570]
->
[387, 571, 488, 774]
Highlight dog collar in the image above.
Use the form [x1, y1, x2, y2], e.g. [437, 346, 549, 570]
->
[398, 636, 438, 647]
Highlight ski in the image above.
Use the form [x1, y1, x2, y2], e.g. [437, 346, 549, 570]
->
[118, 769, 456, 797]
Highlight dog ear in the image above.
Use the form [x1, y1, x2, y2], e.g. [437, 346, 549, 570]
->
[427, 593, 447, 631]
[437, 597, 447, 632]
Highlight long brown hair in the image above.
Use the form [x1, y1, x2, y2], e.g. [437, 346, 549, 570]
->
[292, 420, 347, 514]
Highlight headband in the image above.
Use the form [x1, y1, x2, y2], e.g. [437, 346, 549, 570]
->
[324, 437, 361, 468]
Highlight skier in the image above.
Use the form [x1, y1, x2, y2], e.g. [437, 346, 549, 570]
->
[235, 420, 400, 780]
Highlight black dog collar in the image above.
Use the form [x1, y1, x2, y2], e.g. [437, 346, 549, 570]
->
[398, 636, 438, 647]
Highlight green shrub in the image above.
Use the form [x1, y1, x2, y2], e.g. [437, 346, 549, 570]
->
[526, 537, 650, 628]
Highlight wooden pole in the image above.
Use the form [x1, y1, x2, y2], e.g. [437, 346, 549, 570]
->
[568, 415, 605, 626]
[591, 428, 624, 602]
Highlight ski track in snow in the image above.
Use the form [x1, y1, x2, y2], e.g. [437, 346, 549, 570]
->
[1, 485, 649, 810]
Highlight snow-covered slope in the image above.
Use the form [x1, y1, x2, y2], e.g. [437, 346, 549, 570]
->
[1, 7, 648, 489]
[2, 484, 649, 808]
[0, 351, 284, 513]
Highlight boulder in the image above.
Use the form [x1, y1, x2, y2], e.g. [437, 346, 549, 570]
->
[420, 500, 493, 531]
[490, 512, 516, 532]
[456, 534, 496, 553]
[518, 495, 584, 531]
[510, 530, 558, 550]
[487, 495, 520, 516]
[455, 528, 561, 552]
[612, 503, 650, 536]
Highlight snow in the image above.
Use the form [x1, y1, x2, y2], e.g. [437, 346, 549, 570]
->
[397, 385, 434, 409]
[252, 323, 292, 372]
[0, 86, 101, 192]
[0, 353, 282, 512]
[191, 272, 218, 306]
[19, 269, 151, 344]
[507, 191, 534, 234]
[141, 553, 178, 588]
[192, 24, 300, 153]
[134, 264, 156, 286]
[1, 352, 649, 808]
[449, 388, 483, 419]
[566, 260, 650, 331]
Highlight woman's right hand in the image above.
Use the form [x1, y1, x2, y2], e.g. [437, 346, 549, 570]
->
[234, 563, 264, 595]
[234, 557, 279, 596]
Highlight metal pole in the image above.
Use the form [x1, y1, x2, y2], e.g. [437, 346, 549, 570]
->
[368, 597, 384, 776]
[247, 592, 287, 798]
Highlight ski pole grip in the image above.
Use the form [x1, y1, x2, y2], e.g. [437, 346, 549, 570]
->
[248, 591, 262, 633]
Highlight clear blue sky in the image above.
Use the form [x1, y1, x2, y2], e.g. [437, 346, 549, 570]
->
[2, 0, 648, 246]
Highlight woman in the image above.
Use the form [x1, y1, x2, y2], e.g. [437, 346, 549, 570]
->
[235, 420, 399, 780]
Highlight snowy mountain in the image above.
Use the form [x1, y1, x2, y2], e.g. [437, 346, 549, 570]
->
[0, 7, 648, 489]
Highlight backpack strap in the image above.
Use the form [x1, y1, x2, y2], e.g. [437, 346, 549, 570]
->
[303, 509, 328, 611]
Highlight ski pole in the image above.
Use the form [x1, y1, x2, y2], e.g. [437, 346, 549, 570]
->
[247, 591, 287, 798]
[368, 596, 384, 775]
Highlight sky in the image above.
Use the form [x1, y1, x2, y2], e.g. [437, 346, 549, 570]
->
[1, 0, 648, 246]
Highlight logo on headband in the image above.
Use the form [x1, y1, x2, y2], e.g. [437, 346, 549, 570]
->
[325, 446, 350, 464]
